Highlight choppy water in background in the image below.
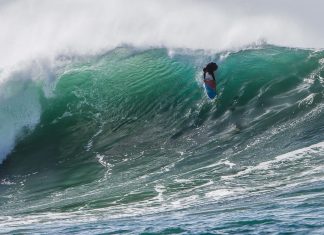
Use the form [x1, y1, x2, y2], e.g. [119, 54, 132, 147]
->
[0, 45, 324, 234]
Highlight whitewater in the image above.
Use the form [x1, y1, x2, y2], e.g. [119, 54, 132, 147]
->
[0, 0, 324, 234]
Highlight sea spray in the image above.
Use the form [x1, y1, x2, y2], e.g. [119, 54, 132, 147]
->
[0, 0, 324, 67]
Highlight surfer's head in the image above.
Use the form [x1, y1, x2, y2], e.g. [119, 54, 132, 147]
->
[204, 62, 218, 73]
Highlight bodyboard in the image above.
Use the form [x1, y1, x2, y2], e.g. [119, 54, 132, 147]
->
[204, 80, 217, 99]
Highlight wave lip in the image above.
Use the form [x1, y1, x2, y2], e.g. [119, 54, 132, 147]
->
[0, 61, 56, 163]
[0, 82, 41, 163]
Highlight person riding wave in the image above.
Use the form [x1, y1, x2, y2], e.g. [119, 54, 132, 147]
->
[203, 62, 218, 99]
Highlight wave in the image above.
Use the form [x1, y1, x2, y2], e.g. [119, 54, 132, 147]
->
[0, 45, 322, 172]
[1, 45, 323, 164]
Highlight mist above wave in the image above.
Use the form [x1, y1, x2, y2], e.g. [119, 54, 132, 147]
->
[0, 0, 323, 67]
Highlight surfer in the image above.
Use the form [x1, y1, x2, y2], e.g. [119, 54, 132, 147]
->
[203, 62, 218, 99]
[203, 62, 218, 82]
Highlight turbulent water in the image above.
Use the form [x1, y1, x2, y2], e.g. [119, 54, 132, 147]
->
[0, 45, 324, 234]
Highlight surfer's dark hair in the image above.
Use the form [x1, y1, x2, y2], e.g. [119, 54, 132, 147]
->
[204, 62, 218, 72]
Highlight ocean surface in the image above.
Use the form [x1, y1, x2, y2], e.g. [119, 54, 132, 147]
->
[0, 45, 324, 234]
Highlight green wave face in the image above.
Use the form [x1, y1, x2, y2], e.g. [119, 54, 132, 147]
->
[1, 46, 324, 233]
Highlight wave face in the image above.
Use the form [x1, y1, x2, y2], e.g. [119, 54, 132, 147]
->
[0, 45, 324, 233]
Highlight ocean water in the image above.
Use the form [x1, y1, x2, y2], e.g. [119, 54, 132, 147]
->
[1, 0, 324, 234]
[1, 45, 324, 234]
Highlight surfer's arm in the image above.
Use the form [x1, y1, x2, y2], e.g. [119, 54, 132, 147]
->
[211, 72, 216, 80]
